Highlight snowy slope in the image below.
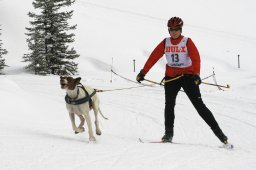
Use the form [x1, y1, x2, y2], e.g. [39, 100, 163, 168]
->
[1, 0, 256, 170]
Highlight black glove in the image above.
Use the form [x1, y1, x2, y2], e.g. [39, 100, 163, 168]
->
[193, 74, 201, 85]
[136, 70, 145, 83]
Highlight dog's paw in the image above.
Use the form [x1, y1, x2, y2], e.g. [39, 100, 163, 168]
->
[96, 129, 102, 135]
[74, 127, 85, 134]
[78, 124, 84, 128]
[89, 136, 96, 141]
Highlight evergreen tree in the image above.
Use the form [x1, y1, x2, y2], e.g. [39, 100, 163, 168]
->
[0, 26, 8, 74]
[23, 0, 79, 75]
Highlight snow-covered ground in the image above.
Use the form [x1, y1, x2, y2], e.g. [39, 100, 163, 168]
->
[0, 0, 256, 170]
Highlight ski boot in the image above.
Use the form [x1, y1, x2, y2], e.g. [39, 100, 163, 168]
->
[161, 133, 173, 143]
[215, 130, 234, 149]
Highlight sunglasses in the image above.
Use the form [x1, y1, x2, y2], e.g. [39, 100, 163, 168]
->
[168, 27, 181, 32]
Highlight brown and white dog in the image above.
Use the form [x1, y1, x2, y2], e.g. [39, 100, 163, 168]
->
[60, 76, 108, 141]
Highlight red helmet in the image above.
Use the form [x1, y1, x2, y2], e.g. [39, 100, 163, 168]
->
[167, 17, 183, 28]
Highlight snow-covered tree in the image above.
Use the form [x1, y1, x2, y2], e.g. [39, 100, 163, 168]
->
[23, 0, 79, 75]
[0, 26, 8, 74]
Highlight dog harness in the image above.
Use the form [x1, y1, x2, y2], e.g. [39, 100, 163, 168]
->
[65, 84, 96, 106]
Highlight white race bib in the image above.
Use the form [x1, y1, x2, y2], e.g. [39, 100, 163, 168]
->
[165, 37, 192, 68]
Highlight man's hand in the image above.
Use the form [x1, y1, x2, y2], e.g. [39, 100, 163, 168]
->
[136, 70, 145, 83]
[193, 74, 201, 85]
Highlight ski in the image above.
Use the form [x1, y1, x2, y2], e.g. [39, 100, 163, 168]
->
[219, 143, 234, 150]
[139, 138, 234, 150]
[139, 138, 172, 143]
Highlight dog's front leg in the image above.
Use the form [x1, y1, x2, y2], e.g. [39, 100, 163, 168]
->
[69, 112, 84, 134]
[83, 113, 96, 141]
[78, 115, 85, 131]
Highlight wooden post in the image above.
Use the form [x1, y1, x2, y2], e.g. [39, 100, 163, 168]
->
[238, 54, 240, 68]
[133, 59, 136, 72]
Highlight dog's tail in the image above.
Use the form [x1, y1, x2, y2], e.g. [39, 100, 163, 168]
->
[99, 107, 108, 120]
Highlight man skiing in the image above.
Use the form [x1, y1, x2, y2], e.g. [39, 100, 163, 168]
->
[136, 16, 232, 147]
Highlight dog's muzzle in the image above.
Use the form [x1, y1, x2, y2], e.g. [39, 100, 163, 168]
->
[60, 79, 68, 89]
[60, 83, 67, 89]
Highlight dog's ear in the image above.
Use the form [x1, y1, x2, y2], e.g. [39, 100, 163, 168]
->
[74, 77, 81, 85]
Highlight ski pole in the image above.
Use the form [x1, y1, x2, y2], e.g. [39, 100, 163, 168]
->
[164, 75, 183, 83]
[144, 75, 183, 86]
[201, 73, 215, 81]
[144, 79, 164, 85]
[201, 82, 230, 89]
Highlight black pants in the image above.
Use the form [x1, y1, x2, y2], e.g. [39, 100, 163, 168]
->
[164, 75, 226, 141]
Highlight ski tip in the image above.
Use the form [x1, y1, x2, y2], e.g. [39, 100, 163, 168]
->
[138, 138, 144, 143]
[220, 143, 234, 150]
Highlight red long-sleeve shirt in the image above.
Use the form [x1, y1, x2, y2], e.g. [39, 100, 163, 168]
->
[143, 35, 200, 77]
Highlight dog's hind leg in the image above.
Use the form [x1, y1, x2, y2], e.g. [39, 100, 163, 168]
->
[69, 112, 84, 134]
[93, 108, 102, 135]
